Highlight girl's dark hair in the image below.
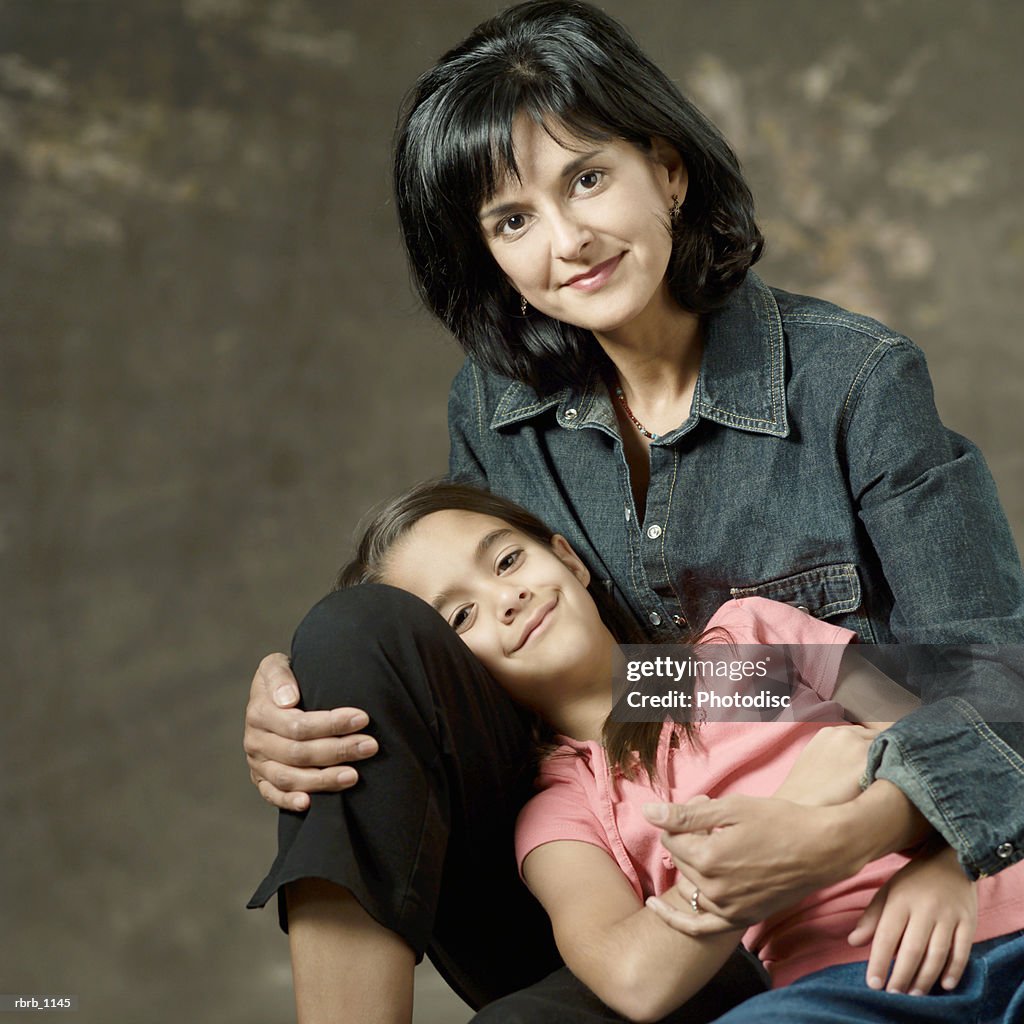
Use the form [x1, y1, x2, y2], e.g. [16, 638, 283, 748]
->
[393, 0, 763, 392]
[336, 480, 697, 779]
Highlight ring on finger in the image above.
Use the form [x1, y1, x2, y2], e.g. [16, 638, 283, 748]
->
[690, 887, 702, 914]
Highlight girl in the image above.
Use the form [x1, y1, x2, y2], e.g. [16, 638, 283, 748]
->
[245, 2, 1024, 1019]
[334, 479, 1024, 1024]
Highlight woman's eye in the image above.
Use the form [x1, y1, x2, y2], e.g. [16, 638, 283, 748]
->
[498, 213, 527, 236]
[574, 170, 603, 194]
[497, 550, 522, 573]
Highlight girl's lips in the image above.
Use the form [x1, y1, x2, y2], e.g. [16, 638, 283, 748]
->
[563, 254, 623, 292]
[513, 597, 558, 652]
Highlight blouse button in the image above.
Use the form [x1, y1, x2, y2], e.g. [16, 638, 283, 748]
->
[997, 842, 1014, 859]
[647, 524, 663, 539]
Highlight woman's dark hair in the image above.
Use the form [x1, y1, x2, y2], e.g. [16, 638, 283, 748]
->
[393, 0, 763, 392]
[335, 479, 699, 779]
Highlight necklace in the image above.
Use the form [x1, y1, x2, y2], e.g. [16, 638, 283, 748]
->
[613, 385, 659, 440]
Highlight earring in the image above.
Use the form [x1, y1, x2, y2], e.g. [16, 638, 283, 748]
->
[669, 194, 680, 223]
[520, 294, 528, 316]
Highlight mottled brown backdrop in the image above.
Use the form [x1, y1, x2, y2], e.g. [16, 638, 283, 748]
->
[2, 1, 1021, 1022]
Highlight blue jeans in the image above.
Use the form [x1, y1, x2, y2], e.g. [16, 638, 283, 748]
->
[714, 930, 1024, 1023]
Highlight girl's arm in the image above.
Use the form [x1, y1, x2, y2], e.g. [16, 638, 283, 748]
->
[776, 647, 921, 808]
[286, 879, 415, 1024]
[522, 840, 743, 1024]
[832, 648, 921, 727]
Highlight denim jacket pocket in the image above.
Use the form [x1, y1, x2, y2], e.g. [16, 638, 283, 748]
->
[729, 563, 876, 643]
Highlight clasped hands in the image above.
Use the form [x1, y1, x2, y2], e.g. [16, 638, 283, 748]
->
[641, 779, 976, 996]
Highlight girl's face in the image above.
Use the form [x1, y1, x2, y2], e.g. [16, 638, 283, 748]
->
[478, 116, 686, 343]
[381, 509, 615, 711]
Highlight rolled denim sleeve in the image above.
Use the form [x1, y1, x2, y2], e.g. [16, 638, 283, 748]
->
[842, 338, 1024, 877]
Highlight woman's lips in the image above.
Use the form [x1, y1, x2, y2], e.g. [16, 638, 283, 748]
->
[562, 254, 623, 292]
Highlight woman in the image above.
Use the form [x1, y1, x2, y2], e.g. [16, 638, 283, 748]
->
[243, 2, 1024, 1020]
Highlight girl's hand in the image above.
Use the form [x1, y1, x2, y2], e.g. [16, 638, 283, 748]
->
[773, 725, 878, 807]
[847, 844, 976, 995]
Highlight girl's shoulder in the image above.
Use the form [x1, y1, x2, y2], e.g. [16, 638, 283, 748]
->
[706, 595, 856, 647]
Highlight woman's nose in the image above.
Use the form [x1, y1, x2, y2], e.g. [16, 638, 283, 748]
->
[549, 210, 592, 261]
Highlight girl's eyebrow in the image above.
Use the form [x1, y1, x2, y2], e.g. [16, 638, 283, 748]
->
[476, 527, 514, 560]
[429, 528, 515, 611]
[478, 149, 604, 220]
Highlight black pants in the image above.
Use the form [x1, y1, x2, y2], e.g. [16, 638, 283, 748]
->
[248, 585, 768, 1020]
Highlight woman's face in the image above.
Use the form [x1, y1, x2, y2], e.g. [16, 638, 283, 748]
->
[381, 509, 614, 710]
[478, 116, 686, 341]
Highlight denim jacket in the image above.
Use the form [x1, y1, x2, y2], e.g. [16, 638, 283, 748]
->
[448, 271, 1024, 878]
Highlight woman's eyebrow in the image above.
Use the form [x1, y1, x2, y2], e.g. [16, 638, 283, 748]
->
[478, 199, 521, 222]
[559, 148, 603, 180]
[429, 528, 515, 611]
[478, 150, 604, 220]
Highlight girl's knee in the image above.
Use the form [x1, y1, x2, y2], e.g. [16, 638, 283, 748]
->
[289, 584, 459, 713]
[294, 584, 442, 650]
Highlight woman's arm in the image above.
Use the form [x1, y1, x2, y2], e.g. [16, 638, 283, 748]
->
[841, 340, 1024, 877]
[522, 840, 742, 1023]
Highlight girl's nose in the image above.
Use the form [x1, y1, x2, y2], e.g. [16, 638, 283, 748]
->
[499, 587, 530, 622]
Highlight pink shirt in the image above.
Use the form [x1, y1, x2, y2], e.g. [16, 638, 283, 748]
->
[515, 597, 1024, 986]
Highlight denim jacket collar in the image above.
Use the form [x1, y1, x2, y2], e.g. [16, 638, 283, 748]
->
[489, 271, 790, 439]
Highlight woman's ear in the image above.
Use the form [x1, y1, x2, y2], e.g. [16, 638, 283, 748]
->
[650, 136, 688, 206]
[551, 534, 591, 587]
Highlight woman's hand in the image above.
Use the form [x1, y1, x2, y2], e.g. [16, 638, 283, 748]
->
[643, 780, 931, 926]
[644, 795, 854, 926]
[243, 653, 379, 811]
[644, 882, 740, 938]
[773, 725, 878, 807]
[847, 844, 976, 995]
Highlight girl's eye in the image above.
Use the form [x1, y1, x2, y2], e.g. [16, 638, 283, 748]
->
[497, 213, 527, 236]
[574, 170, 603, 194]
[450, 605, 474, 632]
[497, 549, 522, 573]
